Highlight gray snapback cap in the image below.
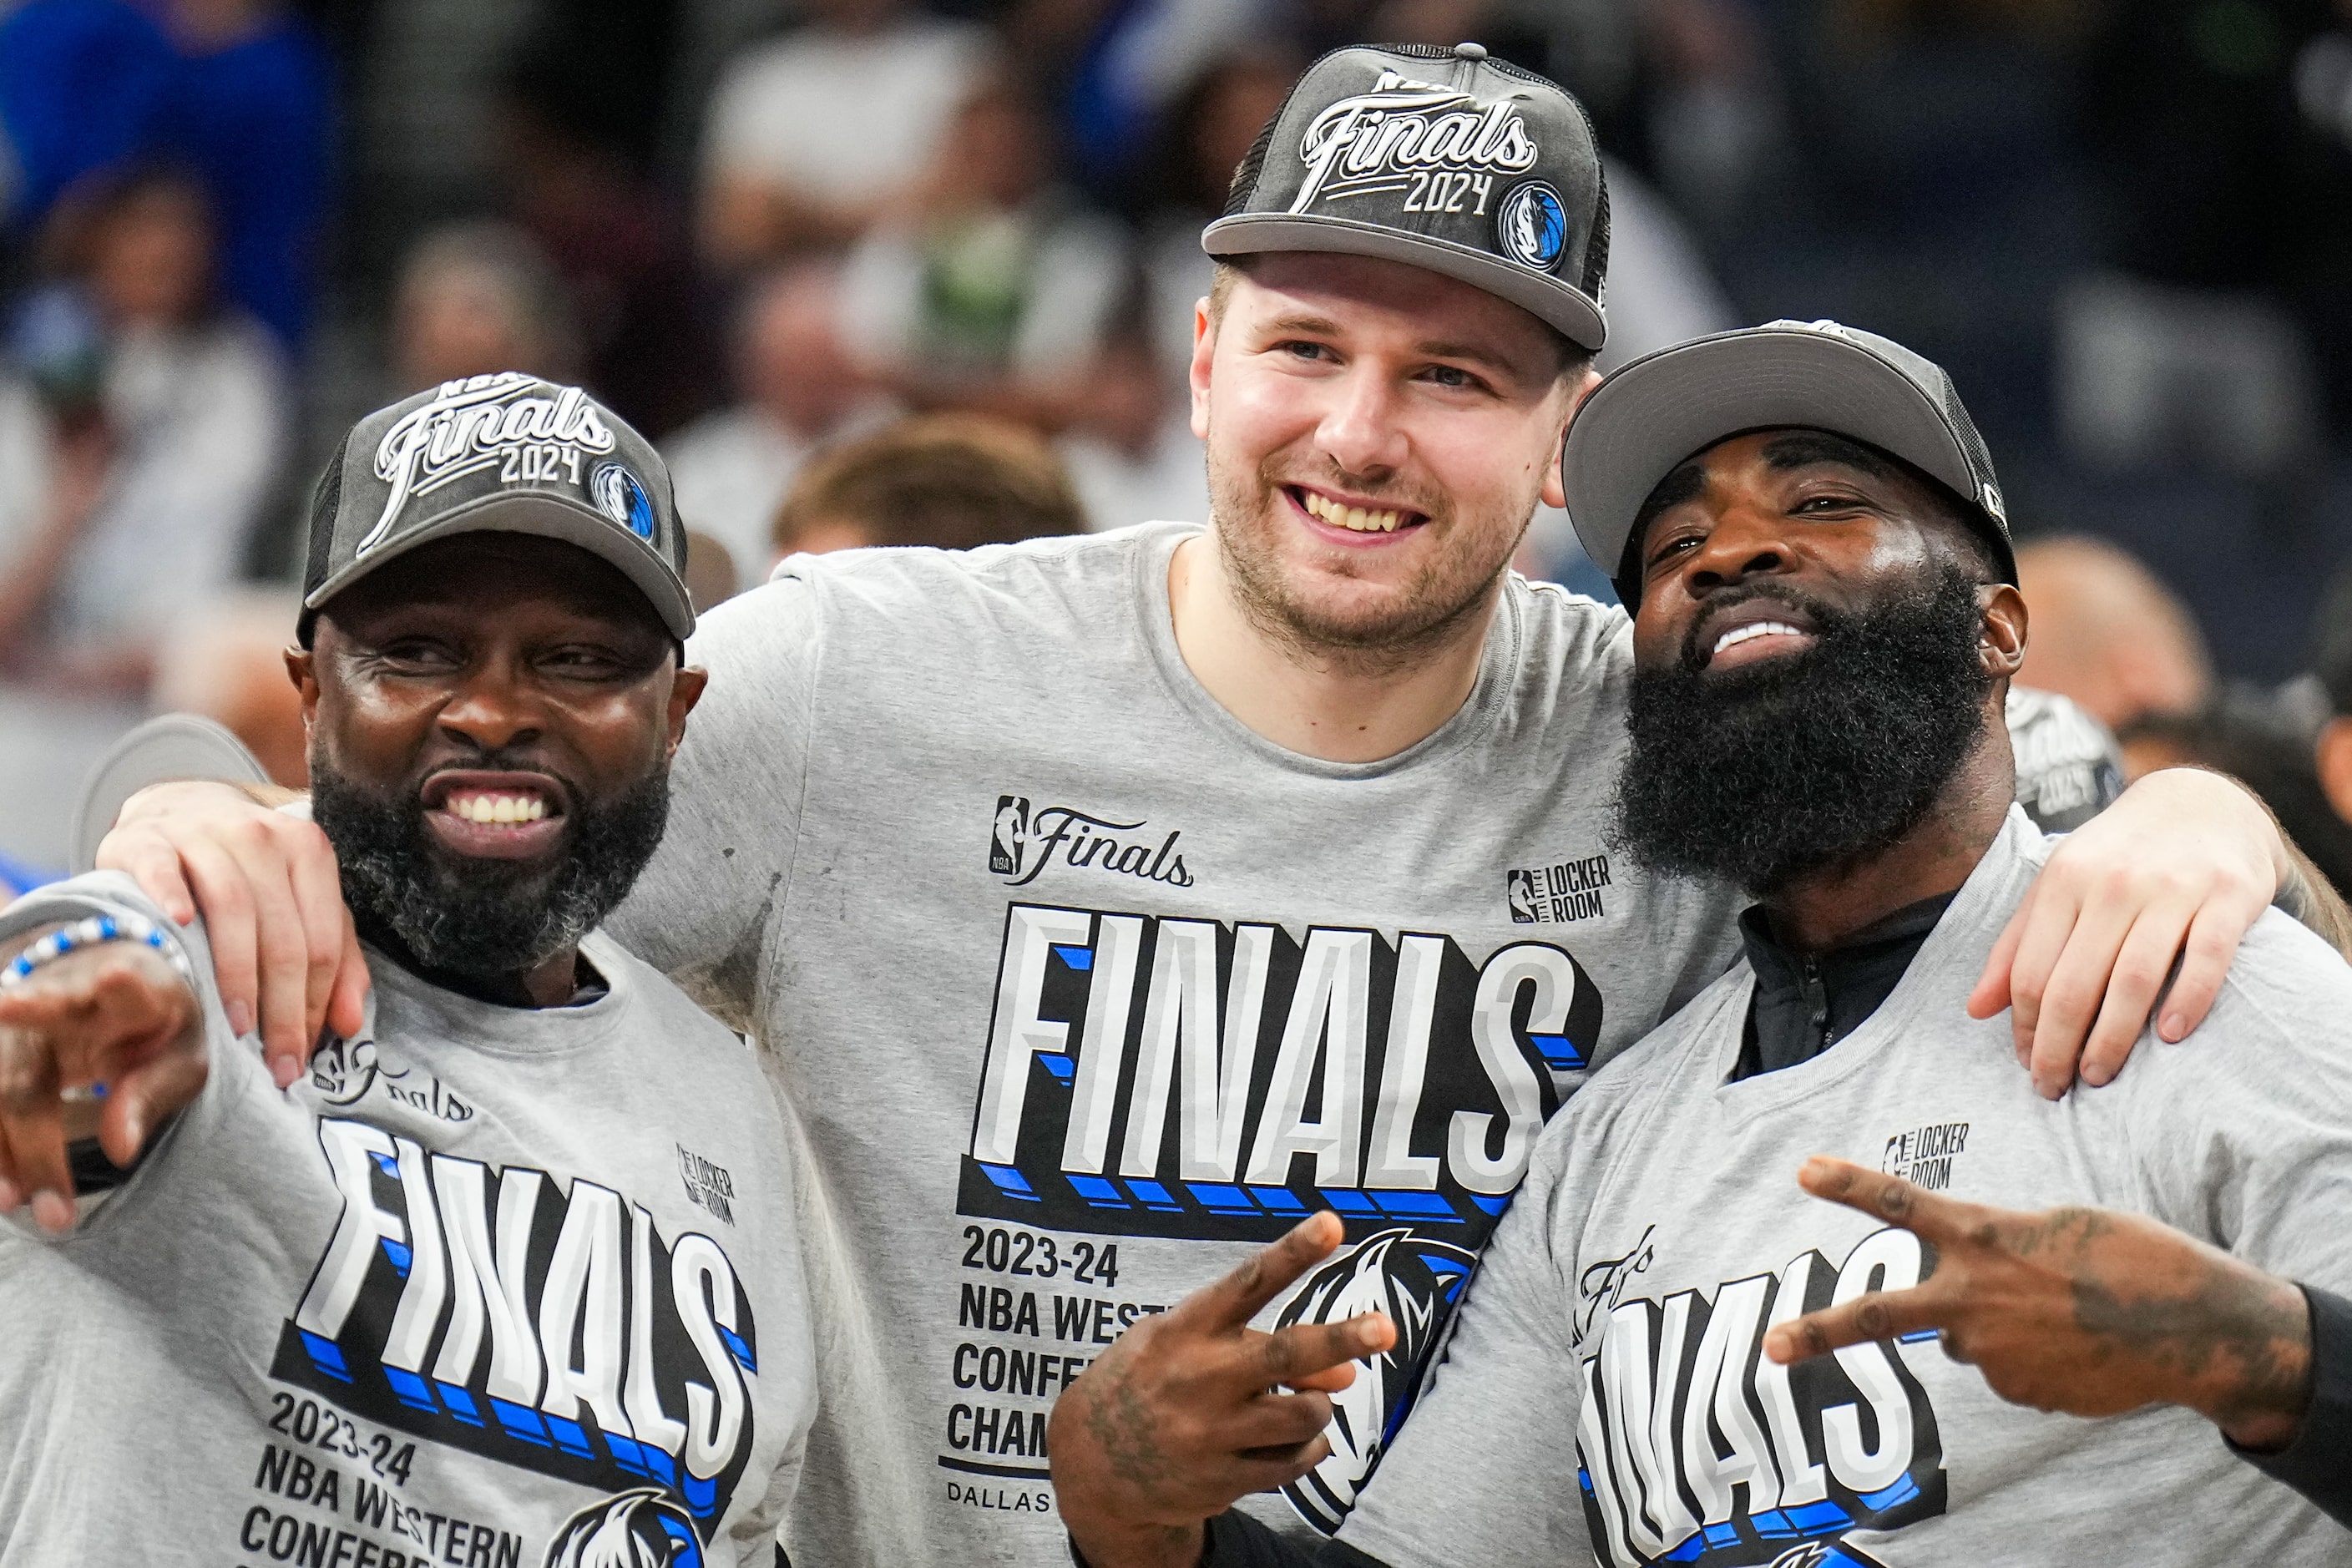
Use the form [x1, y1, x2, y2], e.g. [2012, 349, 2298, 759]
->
[1560, 319, 2016, 605]
[301, 373, 693, 644]
[72, 714, 269, 875]
[1204, 42, 1609, 351]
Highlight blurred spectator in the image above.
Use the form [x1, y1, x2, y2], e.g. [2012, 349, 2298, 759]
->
[698, 0, 992, 268]
[1042, 0, 1267, 201]
[496, 63, 717, 438]
[2117, 694, 2352, 899]
[149, 0, 333, 346]
[389, 220, 580, 393]
[1057, 321, 1209, 530]
[0, 0, 330, 345]
[2311, 566, 2352, 866]
[684, 529, 742, 611]
[1636, 0, 1787, 239]
[2081, 0, 2352, 438]
[662, 262, 896, 590]
[2014, 534, 2213, 730]
[148, 586, 306, 788]
[1140, 50, 1297, 381]
[838, 76, 1126, 422]
[0, 0, 175, 234]
[1591, 158, 1737, 371]
[0, 164, 286, 693]
[771, 412, 1085, 564]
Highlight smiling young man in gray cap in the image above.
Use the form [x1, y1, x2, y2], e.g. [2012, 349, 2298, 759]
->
[0, 376, 817, 1565]
[1045, 322, 2352, 1567]
[86, 53, 2332, 1565]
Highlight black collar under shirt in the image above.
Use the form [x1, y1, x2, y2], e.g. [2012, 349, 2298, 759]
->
[1732, 891, 1960, 1081]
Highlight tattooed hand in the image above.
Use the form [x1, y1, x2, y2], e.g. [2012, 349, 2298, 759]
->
[1763, 1156, 2314, 1449]
[1049, 1212, 1398, 1568]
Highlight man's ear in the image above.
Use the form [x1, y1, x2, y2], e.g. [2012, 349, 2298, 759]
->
[1540, 366, 1604, 512]
[1188, 296, 1216, 442]
[284, 647, 320, 733]
[665, 665, 709, 759]
[1978, 583, 2028, 678]
[2317, 716, 2352, 826]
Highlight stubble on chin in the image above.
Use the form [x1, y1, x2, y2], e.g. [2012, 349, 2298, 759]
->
[1206, 448, 1522, 675]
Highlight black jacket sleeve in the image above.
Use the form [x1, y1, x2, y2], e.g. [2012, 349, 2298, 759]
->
[1070, 1510, 1392, 1568]
[2233, 1284, 2352, 1528]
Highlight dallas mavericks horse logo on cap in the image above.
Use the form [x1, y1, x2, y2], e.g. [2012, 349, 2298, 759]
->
[1497, 180, 1567, 272]
[592, 462, 657, 541]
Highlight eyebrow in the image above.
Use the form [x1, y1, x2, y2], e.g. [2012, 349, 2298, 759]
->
[1414, 337, 1528, 377]
[1260, 312, 1346, 340]
[1631, 459, 1709, 552]
[1257, 314, 1531, 380]
[1760, 430, 1896, 481]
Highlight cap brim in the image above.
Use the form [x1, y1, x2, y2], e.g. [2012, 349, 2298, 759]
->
[1203, 211, 1605, 352]
[302, 491, 695, 641]
[73, 715, 270, 875]
[1561, 326, 2002, 596]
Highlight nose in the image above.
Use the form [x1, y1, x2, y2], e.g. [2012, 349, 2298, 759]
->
[1315, 362, 1409, 478]
[436, 655, 544, 753]
[1682, 503, 1796, 596]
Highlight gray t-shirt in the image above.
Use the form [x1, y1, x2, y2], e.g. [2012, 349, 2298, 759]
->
[1339, 807, 2352, 1567]
[613, 524, 1747, 1563]
[0, 873, 816, 1568]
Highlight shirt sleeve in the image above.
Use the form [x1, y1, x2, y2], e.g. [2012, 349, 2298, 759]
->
[1333, 1109, 1597, 1566]
[2233, 1285, 2352, 1527]
[2125, 914, 2352, 1292]
[2120, 916, 2352, 1518]
[604, 573, 820, 1030]
[0, 870, 240, 1237]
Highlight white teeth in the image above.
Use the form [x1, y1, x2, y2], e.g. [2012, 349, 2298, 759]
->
[446, 793, 548, 825]
[1302, 492, 1405, 533]
[1713, 620, 1805, 655]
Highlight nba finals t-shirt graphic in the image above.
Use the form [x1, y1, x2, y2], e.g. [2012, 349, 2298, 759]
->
[951, 854, 1605, 1529]
[1572, 1229, 1947, 1568]
[256, 1121, 764, 1567]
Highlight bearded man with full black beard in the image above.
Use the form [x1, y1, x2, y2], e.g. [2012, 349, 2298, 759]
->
[1047, 323, 2352, 1568]
[0, 382, 817, 1565]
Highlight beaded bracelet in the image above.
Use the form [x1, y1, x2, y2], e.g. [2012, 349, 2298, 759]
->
[2, 911, 194, 990]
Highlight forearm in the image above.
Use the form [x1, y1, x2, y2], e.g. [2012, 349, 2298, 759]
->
[2233, 1286, 2352, 1529]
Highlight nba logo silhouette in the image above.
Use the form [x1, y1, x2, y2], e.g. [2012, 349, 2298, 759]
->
[990, 796, 1029, 876]
[1505, 867, 1537, 923]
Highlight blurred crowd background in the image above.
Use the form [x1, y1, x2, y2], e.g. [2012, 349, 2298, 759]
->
[8, 0, 2352, 896]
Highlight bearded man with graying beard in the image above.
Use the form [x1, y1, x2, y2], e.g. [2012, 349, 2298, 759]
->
[0, 381, 816, 1567]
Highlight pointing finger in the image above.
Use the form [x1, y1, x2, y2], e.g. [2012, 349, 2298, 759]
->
[1186, 1212, 1347, 1330]
[1763, 1283, 1945, 1365]
[1248, 1313, 1394, 1393]
[1793, 1157, 1975, 1248]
